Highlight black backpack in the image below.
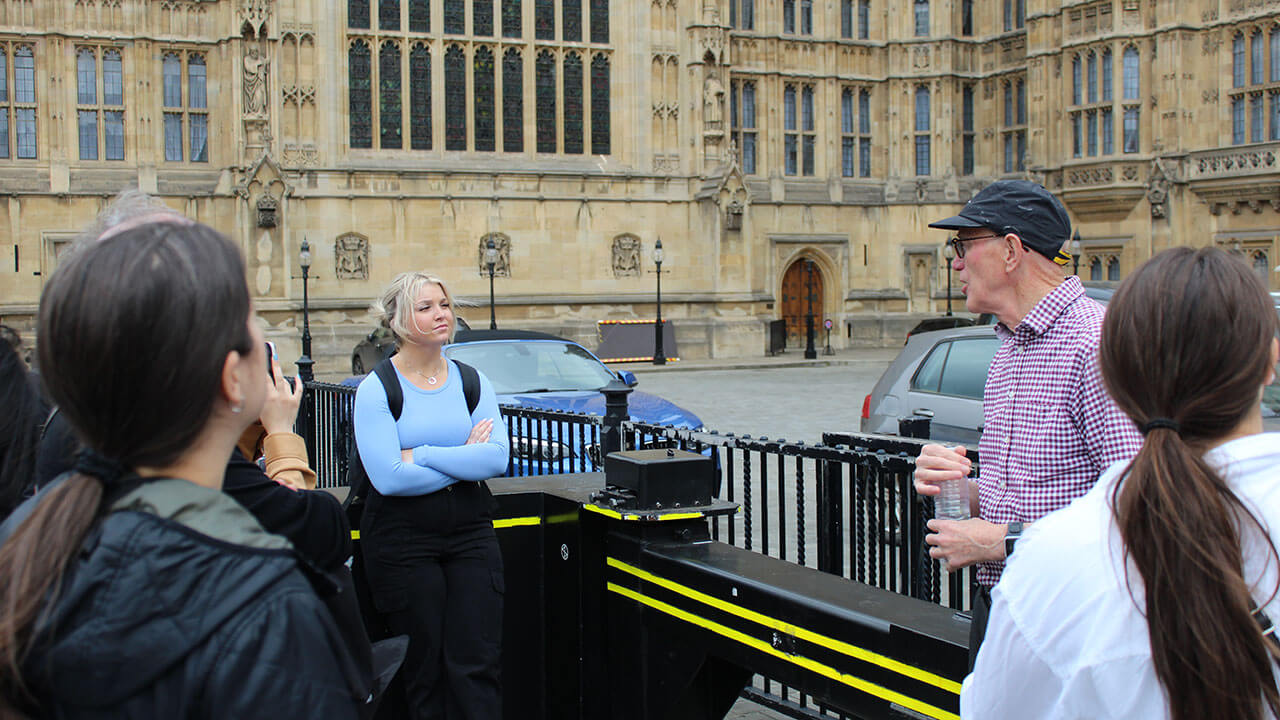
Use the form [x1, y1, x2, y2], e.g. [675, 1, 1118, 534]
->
[342, 357, 482, 638]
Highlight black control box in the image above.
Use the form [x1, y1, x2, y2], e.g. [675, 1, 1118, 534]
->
[603, 448, 716, 509]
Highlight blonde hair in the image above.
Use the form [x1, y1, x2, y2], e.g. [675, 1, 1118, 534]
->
[371, 271, 460, 346]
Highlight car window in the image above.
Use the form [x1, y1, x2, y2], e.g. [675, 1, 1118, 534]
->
[911, 342, 949, 393]
[937, 338, 1001, 399]
[445, 340, 618, 393]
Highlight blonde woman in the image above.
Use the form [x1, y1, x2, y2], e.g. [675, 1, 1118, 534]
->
[353, 271, 509, 720]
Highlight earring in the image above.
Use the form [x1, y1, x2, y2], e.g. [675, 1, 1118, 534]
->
[230, 403, 243, 414]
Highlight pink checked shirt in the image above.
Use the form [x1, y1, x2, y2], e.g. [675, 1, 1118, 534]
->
[975, 276, 1142, 587]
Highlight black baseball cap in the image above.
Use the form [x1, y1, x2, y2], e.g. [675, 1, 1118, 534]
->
[928, 180, 1073, 267]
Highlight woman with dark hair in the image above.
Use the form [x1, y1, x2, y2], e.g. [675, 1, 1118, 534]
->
[0, 222, 364, 718]
[354, 270, 509, 720]
[0, 331, 45, 519]
[962, 246, 1280, 719]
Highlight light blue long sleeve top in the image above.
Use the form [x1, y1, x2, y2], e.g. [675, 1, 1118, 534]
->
[353, 359, 510, 496]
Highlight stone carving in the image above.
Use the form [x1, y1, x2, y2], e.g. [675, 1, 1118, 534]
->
[334, 232, 369, 280]
[611, 234, 642, 277]
[912, 46, 930, 69]
[1122, 165, 1139, 182]
[256, 193, 278, 228]
[477, 233, 511, 277]
[243, 45, 269, 116]
[703, 73, 725, 130]
[1193, 148, 1278, 178]
[1203, 89, 1219, 104]
[1203, 31, 1220, 56]
[1067, 167, 1114, 186]
[282, 143, 319, 166]
[1146, 160, 1170, 218]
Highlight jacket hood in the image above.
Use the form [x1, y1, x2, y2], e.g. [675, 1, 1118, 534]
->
[26, 479, 299, 709]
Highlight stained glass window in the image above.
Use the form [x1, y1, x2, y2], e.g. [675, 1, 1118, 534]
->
[590, 0, 608, 43]
[475, 0, 493, 36]
[445, 45, 466, 150]
[503, 48, 523, 151]
[410, 0, 429, 31]
[563, 0, 581, 42]
[380, 41, 402, 148]
[535, 0, 554, 40]
[536, 50, 556, 152]
[380, 0, 400, 30]
[563, 52, 583, 154]
[350, 41, 373, 148]
[410, 44, 431, 149]
[445, 0, 465, 34]
[475, 47, 495, 151]
[349, 0, 370, 28]
[591, 54, 609, 154]
[503, 0, 522, 36]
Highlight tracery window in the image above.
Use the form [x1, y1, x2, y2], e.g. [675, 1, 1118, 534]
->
[961, 84, 974, 175]
[1071, 46, 1117, 157]
[536, 51, 556, 152]
[162, 51, 207, 162]
[1228, 28, 1280, 145]
[914, 85, 930, 176]
[563, 52, 583, 154]
[503, 0, 521, 36]
[475, 0, 494, 35]
[474, 46, 495, 151]
[730, 80, 757, 174]
[445, 45, 466, 150]
[349, 41, 373, 148]
[563, 0, 581, 41]
[1002, 79, 1025, 173]
[590, 0, 608, 43]
[535, 0, 554, 39]
[410, 0, 430, 32]
[380, 0, 400, 30]
[380, 41, 402, 148]
[78, 47, 125, 162]
[503, 48, 523, 152]
[350, 0, 370, 28]
[858, 89, 871, 177]
[591, 54, 610, 155]
[445, 0, 465, 33]
[913, 0, 928, 37]
[410, 44, 431, 149]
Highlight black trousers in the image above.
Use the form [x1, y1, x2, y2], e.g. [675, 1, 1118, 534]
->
[363, 482, 504, 720]
[969, 583, 992, 671]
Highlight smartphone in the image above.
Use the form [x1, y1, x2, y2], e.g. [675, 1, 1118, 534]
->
[265, 342, 276, 380]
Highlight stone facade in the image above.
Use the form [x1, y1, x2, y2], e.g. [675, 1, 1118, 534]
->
[1, 0, 1279, 374]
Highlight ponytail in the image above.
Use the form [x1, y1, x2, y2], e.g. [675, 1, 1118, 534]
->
[0, 474, 104, 715]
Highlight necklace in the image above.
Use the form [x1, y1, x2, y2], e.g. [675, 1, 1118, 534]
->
[407, 358, 445, 385]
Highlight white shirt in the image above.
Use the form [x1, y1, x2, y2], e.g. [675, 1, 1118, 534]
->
[961, 432, 1280, 720]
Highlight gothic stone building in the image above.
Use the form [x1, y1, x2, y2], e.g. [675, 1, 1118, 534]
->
[1, 0, 1278, 374]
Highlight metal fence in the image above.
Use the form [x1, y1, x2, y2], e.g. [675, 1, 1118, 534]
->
[298, 382, 975, 718]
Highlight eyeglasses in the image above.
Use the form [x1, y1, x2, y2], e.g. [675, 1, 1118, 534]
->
[948, 233, 1001, 259]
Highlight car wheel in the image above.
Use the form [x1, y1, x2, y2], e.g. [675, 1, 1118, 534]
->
[352, 356, 365, 375]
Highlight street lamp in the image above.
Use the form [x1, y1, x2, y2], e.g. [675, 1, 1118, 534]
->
[485, 237, 499, 330]
[1071, 229, 1082, 277]
[296, 238, 314, 383]
[803, 260, 817, 360]
[942, 242, 954, 317]
[652, 238, 666, 365]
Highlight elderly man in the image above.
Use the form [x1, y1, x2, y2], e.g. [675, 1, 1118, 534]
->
[912, 180, 1142, 662]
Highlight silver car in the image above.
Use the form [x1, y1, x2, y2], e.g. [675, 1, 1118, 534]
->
[861, 325, 1000, 445]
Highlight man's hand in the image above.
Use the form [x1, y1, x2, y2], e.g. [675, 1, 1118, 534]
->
[913, 443, 971, 497]
[260, 354, 304, 435]
[925, 518, 1006, 570]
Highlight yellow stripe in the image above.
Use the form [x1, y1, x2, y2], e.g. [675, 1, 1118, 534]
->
[494, 516, 542, 529]
[607, 557, 961, 696]
[351, 530, 360, 540]
[607, 582, 959, 720]
[584, 504, 705, 522]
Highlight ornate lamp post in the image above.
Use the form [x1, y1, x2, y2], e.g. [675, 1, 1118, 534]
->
[943, 241, 954, 317]
[652, 238, 667, 365]
[485, 237, 499, 330]
[296, 238, 314, 383]
[1071, 229, 1082, 277]
[804, 259, 817, 360]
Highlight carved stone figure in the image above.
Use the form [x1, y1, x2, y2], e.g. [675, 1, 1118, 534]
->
[256, 193, 277, 228]
[478, 234, 511, 277]
[1146, 159, 1171, 219]
[612, 235, 642, 277]
[703, 73, 725, 130]
[243, 46, 269, 116]
[335, 233, 369, 280]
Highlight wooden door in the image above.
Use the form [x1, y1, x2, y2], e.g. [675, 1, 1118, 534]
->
[780, 260, 824, 343]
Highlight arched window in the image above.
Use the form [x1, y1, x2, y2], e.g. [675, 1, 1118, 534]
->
[1089, 256, 1102, 282]
[77, 48, 96, 106]
[563, 52, 583, 154]
[1004, 82, 1013, 126]
[1253, 30, 1265, 84]
[445, 45, 466, 150]
[1072, 54, 1082, 104]
[1234, 32, 1247, 87]
[349, 0, 370, 28]
[1106, 256, 1120, 282]
[914, 85, 930, 176]
[503, 0, 522, 37]
[591, 54, 610, 155]
[188, 55, 208, 162]
[784, 84, 797, 175]
[410, 44, 431, 149]
[913, 0, 929, 37]
[842, 0, 854, 37]
[1087, 51, 1097, 103]
[1016, 79, 1026, 124]
[536, 50, 556, 152]
[858, 0, 869, 38]
[1122, 46, 1139, 100]
[1252, 250, 1270, 284]
[474, 46, 495, 151]
[349, 41, 372, 148]
[1271, 27, 1280, 82]
[474, 0, 493, 35]
[380, 0, 400, 30]
[380, 41, 402, 149]
[1101, 48, 1113, 100]
[503, 48, 523, 152]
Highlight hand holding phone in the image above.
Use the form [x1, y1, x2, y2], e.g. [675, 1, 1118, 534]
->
[260, 342, 303, 434]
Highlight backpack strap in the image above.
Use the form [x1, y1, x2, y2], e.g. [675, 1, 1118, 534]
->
[453, 360, 481, 416]
[371, 358, 403, 421]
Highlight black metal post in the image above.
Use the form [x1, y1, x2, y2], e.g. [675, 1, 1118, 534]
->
[1072, 229, 1082, 276]
[296, 240, 315, 383]
[653, 238, 667, 366]
[823, 320, 833, 356]
[943, 245, 954, 317]
[599, 378, 634, 458]
[803, 260, 817, 360]
[486, 236, 498, 329]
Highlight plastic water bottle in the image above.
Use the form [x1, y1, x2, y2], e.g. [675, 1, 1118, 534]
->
[934, 476, 971, 521]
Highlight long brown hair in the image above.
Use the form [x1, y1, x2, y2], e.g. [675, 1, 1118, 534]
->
[0, 222, 252, 713]
[1100, 246, 1280, 720]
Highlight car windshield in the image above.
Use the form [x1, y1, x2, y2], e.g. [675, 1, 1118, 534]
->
[445, 340, 619, 394]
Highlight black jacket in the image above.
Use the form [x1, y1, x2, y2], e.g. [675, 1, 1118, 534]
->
[20, 479, 363, 719]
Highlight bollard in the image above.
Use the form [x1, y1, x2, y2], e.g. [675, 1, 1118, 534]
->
[599, 377, 634, 459]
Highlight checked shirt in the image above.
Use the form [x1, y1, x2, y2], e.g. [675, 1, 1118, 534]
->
[974, 276, 1142, 587]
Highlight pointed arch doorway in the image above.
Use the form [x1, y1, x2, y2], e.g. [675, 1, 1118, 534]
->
[781, 258, 824, 346]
